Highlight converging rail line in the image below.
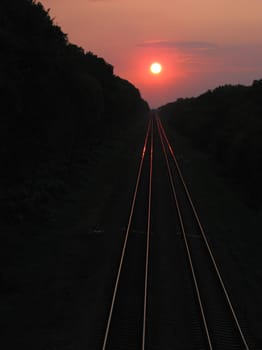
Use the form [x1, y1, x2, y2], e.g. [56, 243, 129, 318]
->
[102, 117, 153, 350]
[100, 112, 252, 349]
[156, 114, 250, 349]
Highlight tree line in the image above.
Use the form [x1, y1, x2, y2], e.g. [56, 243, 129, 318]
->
[0, 0, 149, 223]
[159, 80, 262, 208]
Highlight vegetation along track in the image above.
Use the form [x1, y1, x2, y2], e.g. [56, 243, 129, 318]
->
[99, 113, 255, 349]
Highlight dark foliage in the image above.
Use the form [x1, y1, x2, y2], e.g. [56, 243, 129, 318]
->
[159, 80, 262, 207]
[0, 0, 149, 223]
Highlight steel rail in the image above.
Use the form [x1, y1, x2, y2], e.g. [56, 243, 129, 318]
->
[102, 118, 152, 350]
[156, 116, 213, 350]
[157, 116, 250, 350]
[142, 117, 154, 350]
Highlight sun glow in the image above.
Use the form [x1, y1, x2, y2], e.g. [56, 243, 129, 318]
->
[150, 62, 162, 74]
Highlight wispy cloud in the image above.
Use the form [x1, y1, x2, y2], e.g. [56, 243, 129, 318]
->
[138, 40, 218, 51]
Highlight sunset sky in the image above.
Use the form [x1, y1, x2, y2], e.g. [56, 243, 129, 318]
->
[41, 0, 262, 107]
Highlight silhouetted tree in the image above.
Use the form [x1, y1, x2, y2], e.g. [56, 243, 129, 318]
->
[0, 0, 149, 223]
[160, 80, 262, 208]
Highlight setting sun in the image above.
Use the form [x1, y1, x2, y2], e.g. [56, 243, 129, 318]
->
[150, 62, 162, 75]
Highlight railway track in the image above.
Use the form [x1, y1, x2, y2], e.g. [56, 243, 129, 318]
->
[100, 113, 254, 349]
[156, 115, 252, 349]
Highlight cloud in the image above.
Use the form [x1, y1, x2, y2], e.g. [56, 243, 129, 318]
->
[138, 40, 218, 51]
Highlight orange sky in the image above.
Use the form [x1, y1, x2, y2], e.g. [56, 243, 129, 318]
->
[41, 0, 262, 107]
